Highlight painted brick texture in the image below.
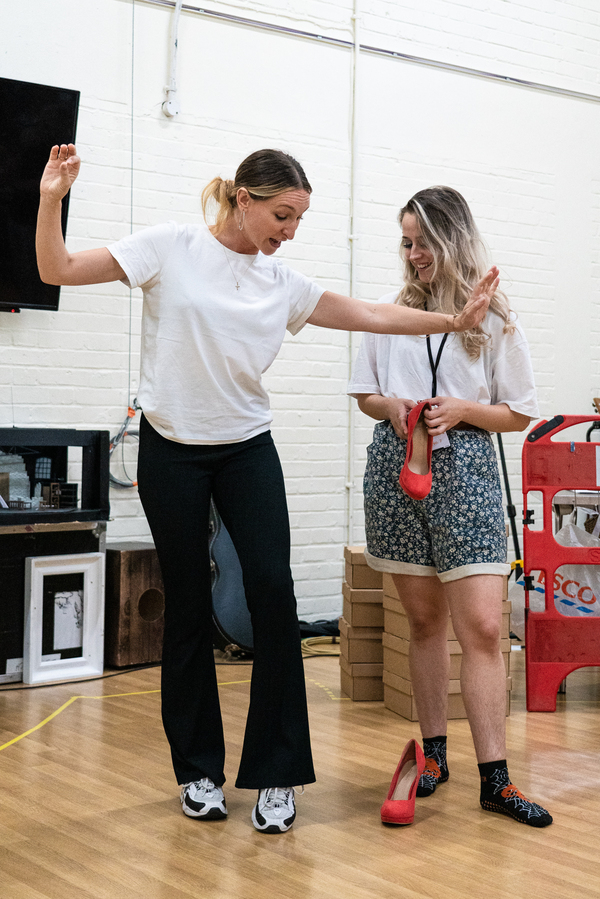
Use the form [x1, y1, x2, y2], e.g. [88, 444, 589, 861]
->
[2, 0, 599, 619]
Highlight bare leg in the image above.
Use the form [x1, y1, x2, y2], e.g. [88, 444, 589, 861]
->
[391, 574, 450, 738]
[443, 574, 506, 764]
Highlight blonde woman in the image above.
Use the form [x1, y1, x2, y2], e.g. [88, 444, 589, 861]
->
[37, 149, 494, 834]
[349, 186, 552, 827]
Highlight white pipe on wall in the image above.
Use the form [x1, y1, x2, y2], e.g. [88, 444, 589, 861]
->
[345, 2, 360, 547]
[142, 0, 600, 105]
[162, 0, 183, 117]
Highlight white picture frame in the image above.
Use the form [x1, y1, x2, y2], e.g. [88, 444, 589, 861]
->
[23, 552, 105, 685]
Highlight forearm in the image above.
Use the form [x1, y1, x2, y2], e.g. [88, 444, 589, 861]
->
[366, 302, 454, 336]
[308, 292, 455, 335]
[448, 400, 530, 433]
[356, 393, 394, 421]
[36, 197, 71, 284]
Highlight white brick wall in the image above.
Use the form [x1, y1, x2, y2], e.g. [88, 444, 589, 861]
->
[2, 0, 600, 619]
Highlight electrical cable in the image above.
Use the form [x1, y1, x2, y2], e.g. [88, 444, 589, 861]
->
[496, 432, 522, 582]
[301, 636, 341, 657]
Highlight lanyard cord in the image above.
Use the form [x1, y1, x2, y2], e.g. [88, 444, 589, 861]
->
[426, 333, 448, 398]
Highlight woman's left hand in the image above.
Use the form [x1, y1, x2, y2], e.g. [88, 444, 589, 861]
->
[453, 266, 499, 332]
[424, 397, 468, 434]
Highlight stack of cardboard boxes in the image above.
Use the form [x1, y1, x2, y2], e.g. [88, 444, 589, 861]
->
[338, 549, 513, 719]
[338, 546, 384, 701]
[382, 573, 512, 720]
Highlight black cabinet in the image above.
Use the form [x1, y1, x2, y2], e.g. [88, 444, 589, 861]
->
[0, 428, 109, 525]
[0, 428, 110, 682]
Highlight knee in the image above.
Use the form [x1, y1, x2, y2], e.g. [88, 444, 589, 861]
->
[457, 617, 501, 656]
[405, 607, 450, 643]
[244, 563, 295, 616]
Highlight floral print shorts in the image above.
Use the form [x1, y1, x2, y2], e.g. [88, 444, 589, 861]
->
[363, 421, 510, 582]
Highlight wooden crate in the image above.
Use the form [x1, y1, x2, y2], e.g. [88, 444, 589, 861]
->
[105, 542, 165, 667]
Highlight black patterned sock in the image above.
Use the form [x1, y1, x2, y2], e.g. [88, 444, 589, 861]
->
[479, 760, 553, 827]
[416, 736, 449, 797]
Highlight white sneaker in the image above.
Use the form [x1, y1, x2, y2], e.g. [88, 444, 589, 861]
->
[251, 787, 299, 833]
[180, 778, 227, 819]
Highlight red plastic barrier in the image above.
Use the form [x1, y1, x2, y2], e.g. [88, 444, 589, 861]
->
[522, 414, 600, 711]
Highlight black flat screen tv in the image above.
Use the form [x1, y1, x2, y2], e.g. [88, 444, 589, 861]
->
[0, 77, 79, 313]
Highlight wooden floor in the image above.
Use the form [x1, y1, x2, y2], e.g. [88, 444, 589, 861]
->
[1, 648, 600, 899]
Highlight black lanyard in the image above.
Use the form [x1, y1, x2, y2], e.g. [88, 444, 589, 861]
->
[426, 333, 448, 398]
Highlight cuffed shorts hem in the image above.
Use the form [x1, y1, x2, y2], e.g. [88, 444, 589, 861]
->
[437, 562, 511, 583]
[365, 551, 510, 582]
[364, 551, 437, 577]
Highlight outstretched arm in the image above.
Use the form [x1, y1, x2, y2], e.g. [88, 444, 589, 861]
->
[306, 267, 499, 335]
[36, 144, 125, 286]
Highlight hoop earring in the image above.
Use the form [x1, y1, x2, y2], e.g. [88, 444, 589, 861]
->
[238, 210, 245, 231]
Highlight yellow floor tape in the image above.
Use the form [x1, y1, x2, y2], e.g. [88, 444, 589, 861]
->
[0, 679, 253, 753]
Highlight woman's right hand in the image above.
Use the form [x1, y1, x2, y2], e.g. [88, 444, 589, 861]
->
[40, 144, 80, 202]
[386, 398, 416, 439]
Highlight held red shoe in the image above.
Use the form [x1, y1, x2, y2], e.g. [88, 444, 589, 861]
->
[380, 738, 426, 826]
[399, 401, 433, 501]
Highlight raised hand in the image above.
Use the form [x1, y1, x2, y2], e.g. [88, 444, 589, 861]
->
[454, 266, 499, 332]
[40, 144, 81, 203]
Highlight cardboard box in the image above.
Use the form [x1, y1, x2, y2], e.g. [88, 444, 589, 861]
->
[382, 631, 510, 680]
[383, 572, 509, 603]
[339, 656, 383, 701]
[344, 546, 383, 589]
[383, 668, 512, 697]
[383, 603, 411, 640]
[338, 616, 383, 664]
[383, 592, 458, 640]
[383, 680, 512, 722]
[382, 595, 511, 641]
[342, 582, 384, 628]
[383, 631, 465, 680]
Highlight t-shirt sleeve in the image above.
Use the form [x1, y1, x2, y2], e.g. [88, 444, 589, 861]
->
[347, 332, 383, 397]
[488, 318, 540, 419]
[107, 222, 178, 290]
[282, 266, 326, 335]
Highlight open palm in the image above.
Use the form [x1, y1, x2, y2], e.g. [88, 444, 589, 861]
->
[455, 266, 499, 331]
[40, 143, 81, 202]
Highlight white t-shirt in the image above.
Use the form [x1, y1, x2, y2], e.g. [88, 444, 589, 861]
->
[109, 223, 325, 443]
[348, 291, 539, 419]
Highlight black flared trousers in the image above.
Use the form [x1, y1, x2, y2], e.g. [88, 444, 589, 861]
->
[137, 415, 315, 789]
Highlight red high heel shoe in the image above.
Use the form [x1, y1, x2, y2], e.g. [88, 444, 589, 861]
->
[399, 401, 433, 501]
[380, 738, 426, 826]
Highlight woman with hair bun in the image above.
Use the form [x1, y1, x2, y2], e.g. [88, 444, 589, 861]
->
[349, 186, 552, 827]
[37, 148, 494, 834]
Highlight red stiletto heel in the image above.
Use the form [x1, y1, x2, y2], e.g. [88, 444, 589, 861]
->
[399, 401, 433, 500]
[380, 738, 426, 826]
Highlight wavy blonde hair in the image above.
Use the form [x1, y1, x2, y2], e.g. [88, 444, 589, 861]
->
[398, 186, 514, 358]
[201, 149, 312, 234]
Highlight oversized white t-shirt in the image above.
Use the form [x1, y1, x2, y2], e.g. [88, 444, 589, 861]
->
[109, 223, 325, 443]
[348, 291, 539, 419]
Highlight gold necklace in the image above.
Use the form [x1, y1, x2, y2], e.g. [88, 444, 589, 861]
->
[222, 246, 257, 291]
